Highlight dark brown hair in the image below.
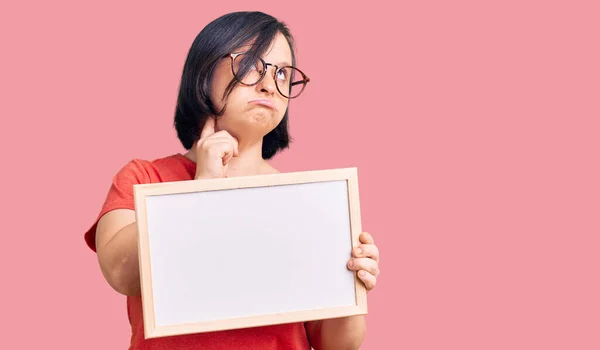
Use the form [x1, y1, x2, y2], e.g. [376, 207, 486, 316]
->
[173, 11, 296, 159]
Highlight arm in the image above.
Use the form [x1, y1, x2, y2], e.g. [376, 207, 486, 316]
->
[91, 119, 237, 296]
[95, 209, 140, 296]
[305, 316, 366, 350]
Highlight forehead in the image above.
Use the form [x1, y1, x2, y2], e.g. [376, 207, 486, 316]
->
[263, 33, 292, 64]
[235, 32, 293, 66]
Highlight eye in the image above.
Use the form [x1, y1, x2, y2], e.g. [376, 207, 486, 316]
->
[247, 63, 261, 75]
[276, 69, 288, 81]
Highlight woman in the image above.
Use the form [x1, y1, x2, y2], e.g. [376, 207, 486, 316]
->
[84, 11, 381, 350]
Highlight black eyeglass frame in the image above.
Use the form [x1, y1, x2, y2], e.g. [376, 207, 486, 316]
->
[225, 52, 310, 99]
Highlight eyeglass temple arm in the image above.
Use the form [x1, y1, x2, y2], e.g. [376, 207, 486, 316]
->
[291, 78, 310, 86]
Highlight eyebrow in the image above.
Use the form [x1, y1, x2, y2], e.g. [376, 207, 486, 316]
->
[232, 48, 292, 67]
[271, 60, 292, 67]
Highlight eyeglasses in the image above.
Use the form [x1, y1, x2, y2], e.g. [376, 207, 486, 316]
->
[226, 52, 310, 99]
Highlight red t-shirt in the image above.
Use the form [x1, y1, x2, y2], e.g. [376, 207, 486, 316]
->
[84, 153, 311, 350]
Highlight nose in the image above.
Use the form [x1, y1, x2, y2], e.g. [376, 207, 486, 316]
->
[256, 64, 277, 95]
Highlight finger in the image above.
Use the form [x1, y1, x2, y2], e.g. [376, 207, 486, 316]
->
[200, 117, 216, 139]
[204, 138, 238, 163]
[233, 140, 239, 156]
[201, 140, 234, 162]
[211, 131, 239, 157]
[222, 146, 235, 165]
[347, 257, 379, 277]
[229, 134, 239, 157]
[359, 232, 374, 245]
[353, 243, 379, 263]
[357, 270, 377, 291]
[215, 142, 235, 163]
[218, 143, 237, 166]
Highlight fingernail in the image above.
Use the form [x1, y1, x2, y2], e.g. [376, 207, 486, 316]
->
[359, 270, 366, 277]
[348, 259, 353, 268]
[355, 248, 362, 256]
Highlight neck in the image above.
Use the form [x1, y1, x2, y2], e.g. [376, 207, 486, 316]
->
[227, 138, 266, 177]
[184, 138, 277, 178]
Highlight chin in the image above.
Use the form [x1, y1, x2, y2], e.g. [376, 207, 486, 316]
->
[247, 109, 283, 128]
[250, 111, 271, 123]
[220, 118, 275, 140]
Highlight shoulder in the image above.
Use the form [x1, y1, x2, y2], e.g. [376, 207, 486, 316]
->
[83, 154, 191, 252]
[109, 158, 154, 188]
[118, 157, 153, 175]
[112, 153, 194, 185]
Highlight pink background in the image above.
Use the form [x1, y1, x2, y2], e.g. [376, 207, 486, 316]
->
[1, 0, 599, 349]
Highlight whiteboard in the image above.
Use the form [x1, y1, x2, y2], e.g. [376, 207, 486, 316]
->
[133, 167, 367, 339]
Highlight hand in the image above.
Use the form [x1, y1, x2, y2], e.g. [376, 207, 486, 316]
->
[347, 232, 380, 291]
[194, 117, 239, 180]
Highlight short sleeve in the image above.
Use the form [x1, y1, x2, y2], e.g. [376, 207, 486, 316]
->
[83, 159, 152, 252]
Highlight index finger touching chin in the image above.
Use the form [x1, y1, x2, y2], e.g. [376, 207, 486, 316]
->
[200, 117, 216, 139]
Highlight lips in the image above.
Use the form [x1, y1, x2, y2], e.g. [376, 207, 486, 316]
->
[248, 98, 277, 110]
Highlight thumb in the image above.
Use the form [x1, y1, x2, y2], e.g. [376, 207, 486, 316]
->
[359, 232, 374, 244]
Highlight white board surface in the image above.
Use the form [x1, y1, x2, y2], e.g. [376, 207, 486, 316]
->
[134, 168, 367, 338]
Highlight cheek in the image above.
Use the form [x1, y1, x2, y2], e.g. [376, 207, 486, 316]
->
[209, 82, 226, 110]
[278, 101, 289, 119]
[214, 88, 250, 121]
[210, 66, 236, 108]
[225, 88, 250, 111]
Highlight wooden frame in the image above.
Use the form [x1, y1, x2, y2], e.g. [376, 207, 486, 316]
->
[133, 167, 367, 339]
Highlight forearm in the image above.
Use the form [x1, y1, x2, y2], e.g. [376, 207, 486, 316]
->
[307, 315, 366, 350]
[98, 222, 141, 296]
